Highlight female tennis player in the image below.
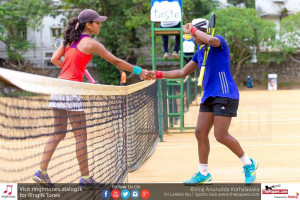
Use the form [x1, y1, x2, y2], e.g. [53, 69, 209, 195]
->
[150, 18, 258, 185]
[33, 9, 148, 188]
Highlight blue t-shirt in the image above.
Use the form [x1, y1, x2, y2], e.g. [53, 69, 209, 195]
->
[192, 35, 239, 103]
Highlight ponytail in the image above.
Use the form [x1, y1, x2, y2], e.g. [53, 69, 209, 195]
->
[63, 17, 91, 46]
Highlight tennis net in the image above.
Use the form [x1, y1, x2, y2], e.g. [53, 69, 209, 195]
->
[0, 67, 159, 183]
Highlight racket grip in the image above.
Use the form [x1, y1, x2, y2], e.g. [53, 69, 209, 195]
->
[198, 67, 205, 86]
[84, 69, 96, 84]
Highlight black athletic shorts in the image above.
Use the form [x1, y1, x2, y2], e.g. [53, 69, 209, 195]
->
[199, 96, 239, 117]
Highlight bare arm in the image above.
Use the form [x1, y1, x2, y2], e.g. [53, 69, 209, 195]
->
[184, 23, 220, 47]
[51, 44, 64, 68]
[160, 60, 198, 79]
[195, 30, 220, 47]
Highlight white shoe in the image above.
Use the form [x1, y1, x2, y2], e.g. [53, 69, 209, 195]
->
[172, 51, 180, 59]
[163, 52, 169, 59]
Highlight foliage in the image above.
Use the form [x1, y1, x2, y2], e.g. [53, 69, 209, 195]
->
[227, 0, 255, 8]
[214, 7, 277, 78]
[93, 56, 120, 85]
[183, 0, 219, 22]
[279, 12, 300, 55]
[61, 0, 150, 84]
[0, 0, 54, 63]
[61, 0, 218, 84]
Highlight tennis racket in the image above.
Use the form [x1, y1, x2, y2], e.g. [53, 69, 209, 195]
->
[53, 36, 96, 84]
[198, 13, 215, 86]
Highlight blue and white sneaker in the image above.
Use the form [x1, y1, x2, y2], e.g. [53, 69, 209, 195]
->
[33, 170, 54, 187]
[183, 172, 212, 186]
[243, 158, 259, 184]
[79, 176, 102, 190]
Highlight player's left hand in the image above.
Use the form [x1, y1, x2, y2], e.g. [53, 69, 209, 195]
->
[182, 23, 193, 34]
[140, 69, 149, 80]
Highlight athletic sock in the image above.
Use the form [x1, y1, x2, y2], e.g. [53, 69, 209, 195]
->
[81, 175, 90, 180]
[240, 154, 252, 166]
[199, 163, 208, 176]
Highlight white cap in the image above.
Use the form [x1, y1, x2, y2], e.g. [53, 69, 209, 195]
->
[192, 18, 208, 29]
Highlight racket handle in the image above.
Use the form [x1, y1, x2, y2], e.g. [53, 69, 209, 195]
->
[198, 67, 205, 86]
[84, 69, 96, 84]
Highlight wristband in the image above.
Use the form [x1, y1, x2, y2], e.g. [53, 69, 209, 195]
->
[190, 27, 198, 35]
[133, 66, 142, 75]
[155, 70, 163, 79]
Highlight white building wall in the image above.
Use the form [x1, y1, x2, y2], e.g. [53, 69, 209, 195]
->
[256, 0, 300, 30]
[27, 15, 66, 67]
[0, 14, 66, 67]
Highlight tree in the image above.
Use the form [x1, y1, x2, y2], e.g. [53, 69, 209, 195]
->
[214, 7, 277, 78]
[0, 0, 54, 63]
[61, 0, 218, 84]
[183, 0, 219, 21]
[227, 0, 255, 8]
[60, 0, 150, 84]
[279, 12, 300, 63]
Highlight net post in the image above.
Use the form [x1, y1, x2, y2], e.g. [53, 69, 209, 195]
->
[180, 78, 184, 132]
[157, 79, 164, 142]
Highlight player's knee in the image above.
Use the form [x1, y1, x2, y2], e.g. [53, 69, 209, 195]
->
[195, 129, 208, 141]
[214, 133, 226, 144]
[53, 132, 66, 141]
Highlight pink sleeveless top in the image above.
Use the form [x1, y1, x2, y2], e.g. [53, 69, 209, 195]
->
[58, 34, 93, 82]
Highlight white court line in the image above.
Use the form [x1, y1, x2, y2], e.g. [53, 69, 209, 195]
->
[234, 119, 300, 122]
[239, 122, 300, 125]
[0, 148, 96, 151]
[184, 118, 300, 125]
[165, 135, 300, 142]
[239, 111, 300, 114]
[157, 143, 300, 149]
[240, 105, 300, 108]
[185, 121, 300, 125]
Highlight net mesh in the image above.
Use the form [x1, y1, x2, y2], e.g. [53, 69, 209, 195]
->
[0, 68, 158, 183]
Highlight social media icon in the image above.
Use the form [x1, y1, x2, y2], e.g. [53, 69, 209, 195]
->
[101, 189, 111, 199]
[111, 189, 120, 199]
[121, 189, 130, 199]
[131, 189, 140, 199]
[141, 189, 150, 199]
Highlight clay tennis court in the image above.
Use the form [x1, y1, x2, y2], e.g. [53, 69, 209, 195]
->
[128, 89, 300, 183]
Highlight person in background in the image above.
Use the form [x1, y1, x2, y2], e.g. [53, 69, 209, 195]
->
[247, 76, 253, 88]
[183, 33, 196, 63]
[160, 20, 180, 59]
[120, 69, 127, 86]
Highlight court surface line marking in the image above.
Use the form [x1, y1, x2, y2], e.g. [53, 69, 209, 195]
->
[157, 143, 300, 149]
[165, 135, 300, 141]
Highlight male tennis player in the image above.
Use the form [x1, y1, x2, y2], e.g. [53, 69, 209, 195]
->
[150, 18, 258, 185]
